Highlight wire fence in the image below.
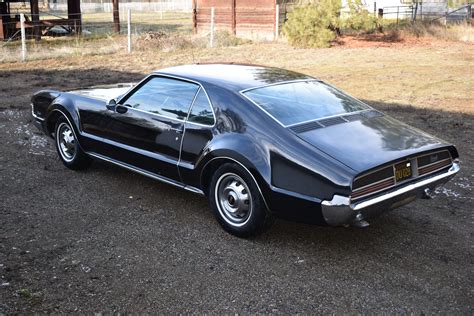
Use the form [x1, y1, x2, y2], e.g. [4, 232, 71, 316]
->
[0, 10, 194, 62]
[1, 3, 472, 63]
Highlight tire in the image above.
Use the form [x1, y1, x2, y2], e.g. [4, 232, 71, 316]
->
[54, 116, 92, 170]
[209, 163, 274, 237]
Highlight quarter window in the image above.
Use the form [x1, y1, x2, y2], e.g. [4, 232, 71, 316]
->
[121, 77, 199, 120]
[187, 89, 215, 126]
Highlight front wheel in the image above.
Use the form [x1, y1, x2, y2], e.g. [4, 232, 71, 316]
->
[54, 116, 92, 170]
[209, 163, 274, 237]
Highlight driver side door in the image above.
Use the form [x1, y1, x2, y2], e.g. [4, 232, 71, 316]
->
[81, 76, 200, 182]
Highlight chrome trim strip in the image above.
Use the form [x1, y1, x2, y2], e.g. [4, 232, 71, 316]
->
[239, 79, 318, 94]
[416, 149, 451, 161]
[200, 156, 270, 212]
[82, 132, 177, 165]
[418, 157, 451, 170]
[417, 163, 453, 178]
[31, 103, 45, 121]
[353, 164, 395, 182]
[352, 176, 395, 192]
[353, 162, 460, 211]
[87, 152, 204, 195]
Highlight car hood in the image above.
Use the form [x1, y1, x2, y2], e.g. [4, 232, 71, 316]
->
[69, 83, 136, 101]
[295, 115, 449, 173]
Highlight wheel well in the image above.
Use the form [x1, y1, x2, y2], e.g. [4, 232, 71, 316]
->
[46, 111, 62, 137]
[201, 158, 236, 197]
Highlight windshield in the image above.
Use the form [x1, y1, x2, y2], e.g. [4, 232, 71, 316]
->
[243, 80, 370, 126]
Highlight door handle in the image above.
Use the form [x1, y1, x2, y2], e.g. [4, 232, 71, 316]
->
[175, 129, 184, 134]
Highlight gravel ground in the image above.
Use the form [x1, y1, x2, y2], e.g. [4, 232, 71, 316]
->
[0, 102, 472, 313]
[0, 42, 473, 312]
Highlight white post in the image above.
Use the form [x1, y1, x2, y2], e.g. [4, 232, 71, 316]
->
[127, 9, 132, 53]
[275, 4, 280, 40]
[20, 13, 26, 62]
[210, 7, 215, 48]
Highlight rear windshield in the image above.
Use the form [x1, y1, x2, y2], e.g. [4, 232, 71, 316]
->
[243, 80, 370, 126]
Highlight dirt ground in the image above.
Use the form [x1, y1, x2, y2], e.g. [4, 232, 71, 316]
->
[0, 39, 473, 313]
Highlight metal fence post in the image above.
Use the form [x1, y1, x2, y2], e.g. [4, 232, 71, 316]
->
[210, 7, 215, 48]
[20, 13, 26, 62]
[275, 4, 279, 40]
[127, 9, 132, 53]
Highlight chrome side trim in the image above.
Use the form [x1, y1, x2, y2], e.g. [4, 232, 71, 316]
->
[353, 162, 459, 211]
[200, 156, 270, 212]
[31, 103, 45, 121]
[82, 132, 177, 165]
[87, 152, 204, 195]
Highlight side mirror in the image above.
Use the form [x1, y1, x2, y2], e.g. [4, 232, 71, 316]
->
[106, 99, 117, 111]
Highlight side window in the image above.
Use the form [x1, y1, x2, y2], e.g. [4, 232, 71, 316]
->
[187, 89, 215, 126]
[121, 77, 199, 120]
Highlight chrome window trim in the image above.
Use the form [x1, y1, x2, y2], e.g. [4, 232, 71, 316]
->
[185, 87, 216, 127]
[239, 79, 318, 94]
[118, 73, 217, 128]
[239, 79, 374, 128]
[286, 109, 371, 129]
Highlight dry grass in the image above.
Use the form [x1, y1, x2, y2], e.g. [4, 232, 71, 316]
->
[383, 21, 474, 43]
[0, 40, 472, 116]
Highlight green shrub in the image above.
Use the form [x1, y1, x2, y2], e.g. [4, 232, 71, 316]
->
[341, 0, 377, 33]
[283, 0, 341, 48]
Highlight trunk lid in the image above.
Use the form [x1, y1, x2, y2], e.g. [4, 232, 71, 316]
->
[293, 114, 449, 173]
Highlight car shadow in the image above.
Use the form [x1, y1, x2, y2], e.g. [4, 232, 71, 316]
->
[0, 68, 145, 110]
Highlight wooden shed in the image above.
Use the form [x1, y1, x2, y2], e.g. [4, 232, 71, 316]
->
[193, 0, 294, 40]
[0, 0, 82, 40]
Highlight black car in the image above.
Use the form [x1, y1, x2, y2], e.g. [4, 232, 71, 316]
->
[31, 64, 460, 237]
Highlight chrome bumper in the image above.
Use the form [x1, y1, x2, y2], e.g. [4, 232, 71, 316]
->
[321, 162, 460, 226]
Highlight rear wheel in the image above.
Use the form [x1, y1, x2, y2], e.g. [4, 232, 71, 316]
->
[209, 163, 274, 237]
[54, 116, 92, 170]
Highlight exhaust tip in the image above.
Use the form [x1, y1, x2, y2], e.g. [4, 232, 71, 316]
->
[351, 213, 370, 228]
[422, 188, 435, 199]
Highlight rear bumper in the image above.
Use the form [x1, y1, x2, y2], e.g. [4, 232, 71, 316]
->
[321, 161, 460, 226]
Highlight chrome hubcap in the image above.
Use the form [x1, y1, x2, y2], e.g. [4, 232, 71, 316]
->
[57, 122, 76, 162]
[215, 173, 252, 227]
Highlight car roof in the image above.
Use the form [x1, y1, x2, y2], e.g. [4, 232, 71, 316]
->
[154, 63, 314, 91]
